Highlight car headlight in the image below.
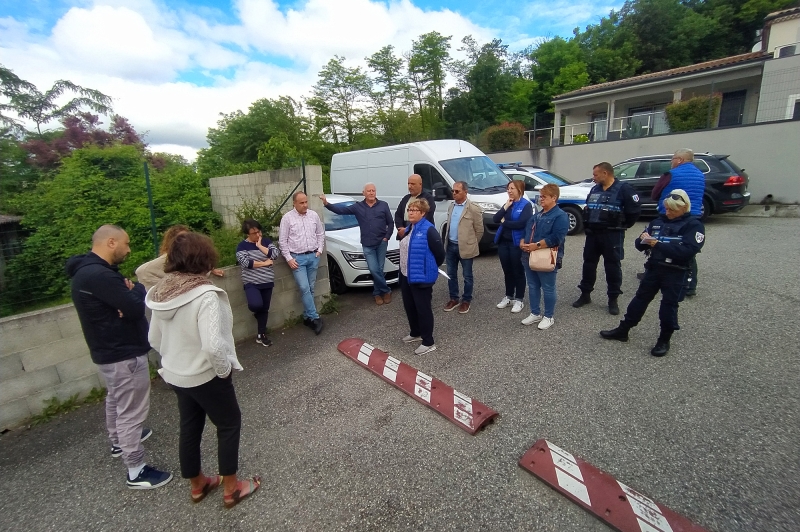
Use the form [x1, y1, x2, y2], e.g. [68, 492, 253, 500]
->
[342, 251, 369, 270]
[473, 201, 503, 213]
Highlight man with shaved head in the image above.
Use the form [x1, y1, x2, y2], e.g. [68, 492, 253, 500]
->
[394, 174, 436, 240]
[67, 224, 172, 490]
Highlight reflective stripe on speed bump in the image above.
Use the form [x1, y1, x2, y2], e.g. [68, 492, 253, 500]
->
[519, 439, 710, 532]
[338, 338, 498, 435]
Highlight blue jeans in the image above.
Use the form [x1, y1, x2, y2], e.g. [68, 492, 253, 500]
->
[363, 240, 390, 296]
[523, 256, 558, 318]
[291, 252, 320, 320]
[446, 242, 474, 302]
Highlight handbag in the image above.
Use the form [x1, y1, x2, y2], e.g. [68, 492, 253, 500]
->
[527, 218, 558, 272]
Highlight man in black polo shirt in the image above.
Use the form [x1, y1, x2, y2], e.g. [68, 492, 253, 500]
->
[395, 174, 436, 240]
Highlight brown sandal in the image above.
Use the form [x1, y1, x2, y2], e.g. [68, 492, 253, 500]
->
[191, 475, 221, 503]
[223, 476, 261, 509]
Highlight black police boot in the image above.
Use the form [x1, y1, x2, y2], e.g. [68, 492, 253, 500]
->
[572, 292, 591, 308]
[651, 329, 673, 357]
[608, 297, 619, 316]
[600, 323, 630, 342]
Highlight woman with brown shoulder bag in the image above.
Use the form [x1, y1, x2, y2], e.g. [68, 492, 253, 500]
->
[519, 184, 569, 330]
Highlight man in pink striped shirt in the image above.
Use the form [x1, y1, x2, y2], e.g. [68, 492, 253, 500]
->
[279, 191, 326, 334]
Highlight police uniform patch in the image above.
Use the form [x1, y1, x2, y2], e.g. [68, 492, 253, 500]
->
[695, 232, 705, 243]
[632, 194, 639, 202]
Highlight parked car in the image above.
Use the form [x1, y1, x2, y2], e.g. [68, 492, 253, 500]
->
[499, 163, 590, 235]
[322, 194, 400, 295]
[612, 153, 750, 220]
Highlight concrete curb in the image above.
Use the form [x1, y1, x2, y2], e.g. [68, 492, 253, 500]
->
[722, 204, 800, 218]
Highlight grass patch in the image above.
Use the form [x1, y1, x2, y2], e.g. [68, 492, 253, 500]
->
[28, 386, 107, 426]
[30, 393, 82, 426]
[282, 311, 303, 328]
[320, 293, 340, 315]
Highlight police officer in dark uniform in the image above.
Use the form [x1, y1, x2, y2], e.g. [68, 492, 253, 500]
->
[599, 189, 705, 356]
[573, 162, 641, 315]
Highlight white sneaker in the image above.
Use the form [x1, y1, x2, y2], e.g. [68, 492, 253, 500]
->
[496, 296, 511, 309]
[402, 335, 422, 343]
[511, 300, 524, 313]
[521, 313, 542, 325]
[538, 316, 554, 330]
[414, 344, 437, 355]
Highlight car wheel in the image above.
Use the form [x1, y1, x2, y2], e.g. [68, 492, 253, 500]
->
[562, 205, 584, 236]
[700, 197, 711, 221]
[328, 256, 348, 294]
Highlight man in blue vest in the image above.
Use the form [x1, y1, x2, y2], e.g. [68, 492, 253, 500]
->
[573, 162, 641, 315]
[653, 149, 705, 297]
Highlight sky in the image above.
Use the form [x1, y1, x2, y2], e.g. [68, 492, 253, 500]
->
[0, 0, 621, 160]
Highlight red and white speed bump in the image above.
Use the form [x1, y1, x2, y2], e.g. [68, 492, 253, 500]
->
[337, 338, 498, 435]
[519, 439, 710, 532]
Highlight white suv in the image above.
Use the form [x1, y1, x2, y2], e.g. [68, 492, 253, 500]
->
[500, 164, 591, 235]
[322, 194, 400, 294]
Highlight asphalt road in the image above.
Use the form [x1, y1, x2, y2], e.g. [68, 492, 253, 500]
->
[1, 215, 798, 532]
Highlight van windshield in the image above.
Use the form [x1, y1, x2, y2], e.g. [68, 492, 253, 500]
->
[439, 156, 508, 193]
[323, 202, 359, 231]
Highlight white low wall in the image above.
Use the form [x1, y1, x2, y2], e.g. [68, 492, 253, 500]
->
[489, 120, 800, 205]
[0, 262, 330, 431]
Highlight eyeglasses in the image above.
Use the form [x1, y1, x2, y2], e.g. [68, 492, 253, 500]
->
[248, 230, 262, 236]
[408, 209, 421, 213]
[668, 194, 686, 204]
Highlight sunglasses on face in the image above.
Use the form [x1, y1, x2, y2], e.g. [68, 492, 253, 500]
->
[669, 194, 686, 204]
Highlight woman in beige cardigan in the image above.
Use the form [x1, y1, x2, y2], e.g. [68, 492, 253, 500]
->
[136, 225, 222, 290]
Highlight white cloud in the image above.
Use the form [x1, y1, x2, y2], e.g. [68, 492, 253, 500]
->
[2, 0, 583, 160]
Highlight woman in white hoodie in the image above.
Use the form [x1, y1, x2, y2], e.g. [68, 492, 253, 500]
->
[146, 232, 260, 509]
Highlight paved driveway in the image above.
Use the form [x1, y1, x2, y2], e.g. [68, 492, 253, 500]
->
[1, 215, 798, 531]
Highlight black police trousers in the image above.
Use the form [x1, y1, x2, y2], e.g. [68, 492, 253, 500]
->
[578, 230, 625, 297]
[622, 265, 687, 332]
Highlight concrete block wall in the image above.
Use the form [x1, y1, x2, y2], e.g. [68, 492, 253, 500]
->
[1, 165, 331, 431]
[209, 166, 320, 228]
[0, 304, 103, 431]
[0, 262, 330, 431]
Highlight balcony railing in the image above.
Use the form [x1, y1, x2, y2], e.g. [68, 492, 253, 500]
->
[523, 111, 670, 147]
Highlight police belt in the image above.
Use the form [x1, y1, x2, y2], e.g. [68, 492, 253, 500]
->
[648, 260, 690, 271]
[585, 225, 625, 234]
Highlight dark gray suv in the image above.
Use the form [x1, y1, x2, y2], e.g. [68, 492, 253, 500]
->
[612, 153, 750, 220]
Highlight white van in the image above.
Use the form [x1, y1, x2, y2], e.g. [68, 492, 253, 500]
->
[330, 140, 527, 247]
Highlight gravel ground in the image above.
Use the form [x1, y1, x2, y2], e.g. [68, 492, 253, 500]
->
[1, 215, 798, 532]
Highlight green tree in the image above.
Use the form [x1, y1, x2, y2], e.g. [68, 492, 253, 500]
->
[197, 96, 324, 179]
[0, 65, 112, 136]
[1, 65, 36, 136]
[407, 31, 453, 134]
[307, 56, 373, 146]
[529, 37, 590, 112]
[573, 11, 641, 84]
[366, 45, 415, 143]
[3, 144, 220, 315]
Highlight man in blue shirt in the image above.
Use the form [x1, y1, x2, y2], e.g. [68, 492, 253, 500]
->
[321, 183, 394, 305]
[443, 181, 484, 314]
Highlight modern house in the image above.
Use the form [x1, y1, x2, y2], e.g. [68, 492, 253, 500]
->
[542, 6, 800, 146]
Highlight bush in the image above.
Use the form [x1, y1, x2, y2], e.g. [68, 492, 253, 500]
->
[573, 133, 590, 144]
[484, 122, 525, 151]
[210, 226, 243, 267]
[665, 94, 722, 132]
